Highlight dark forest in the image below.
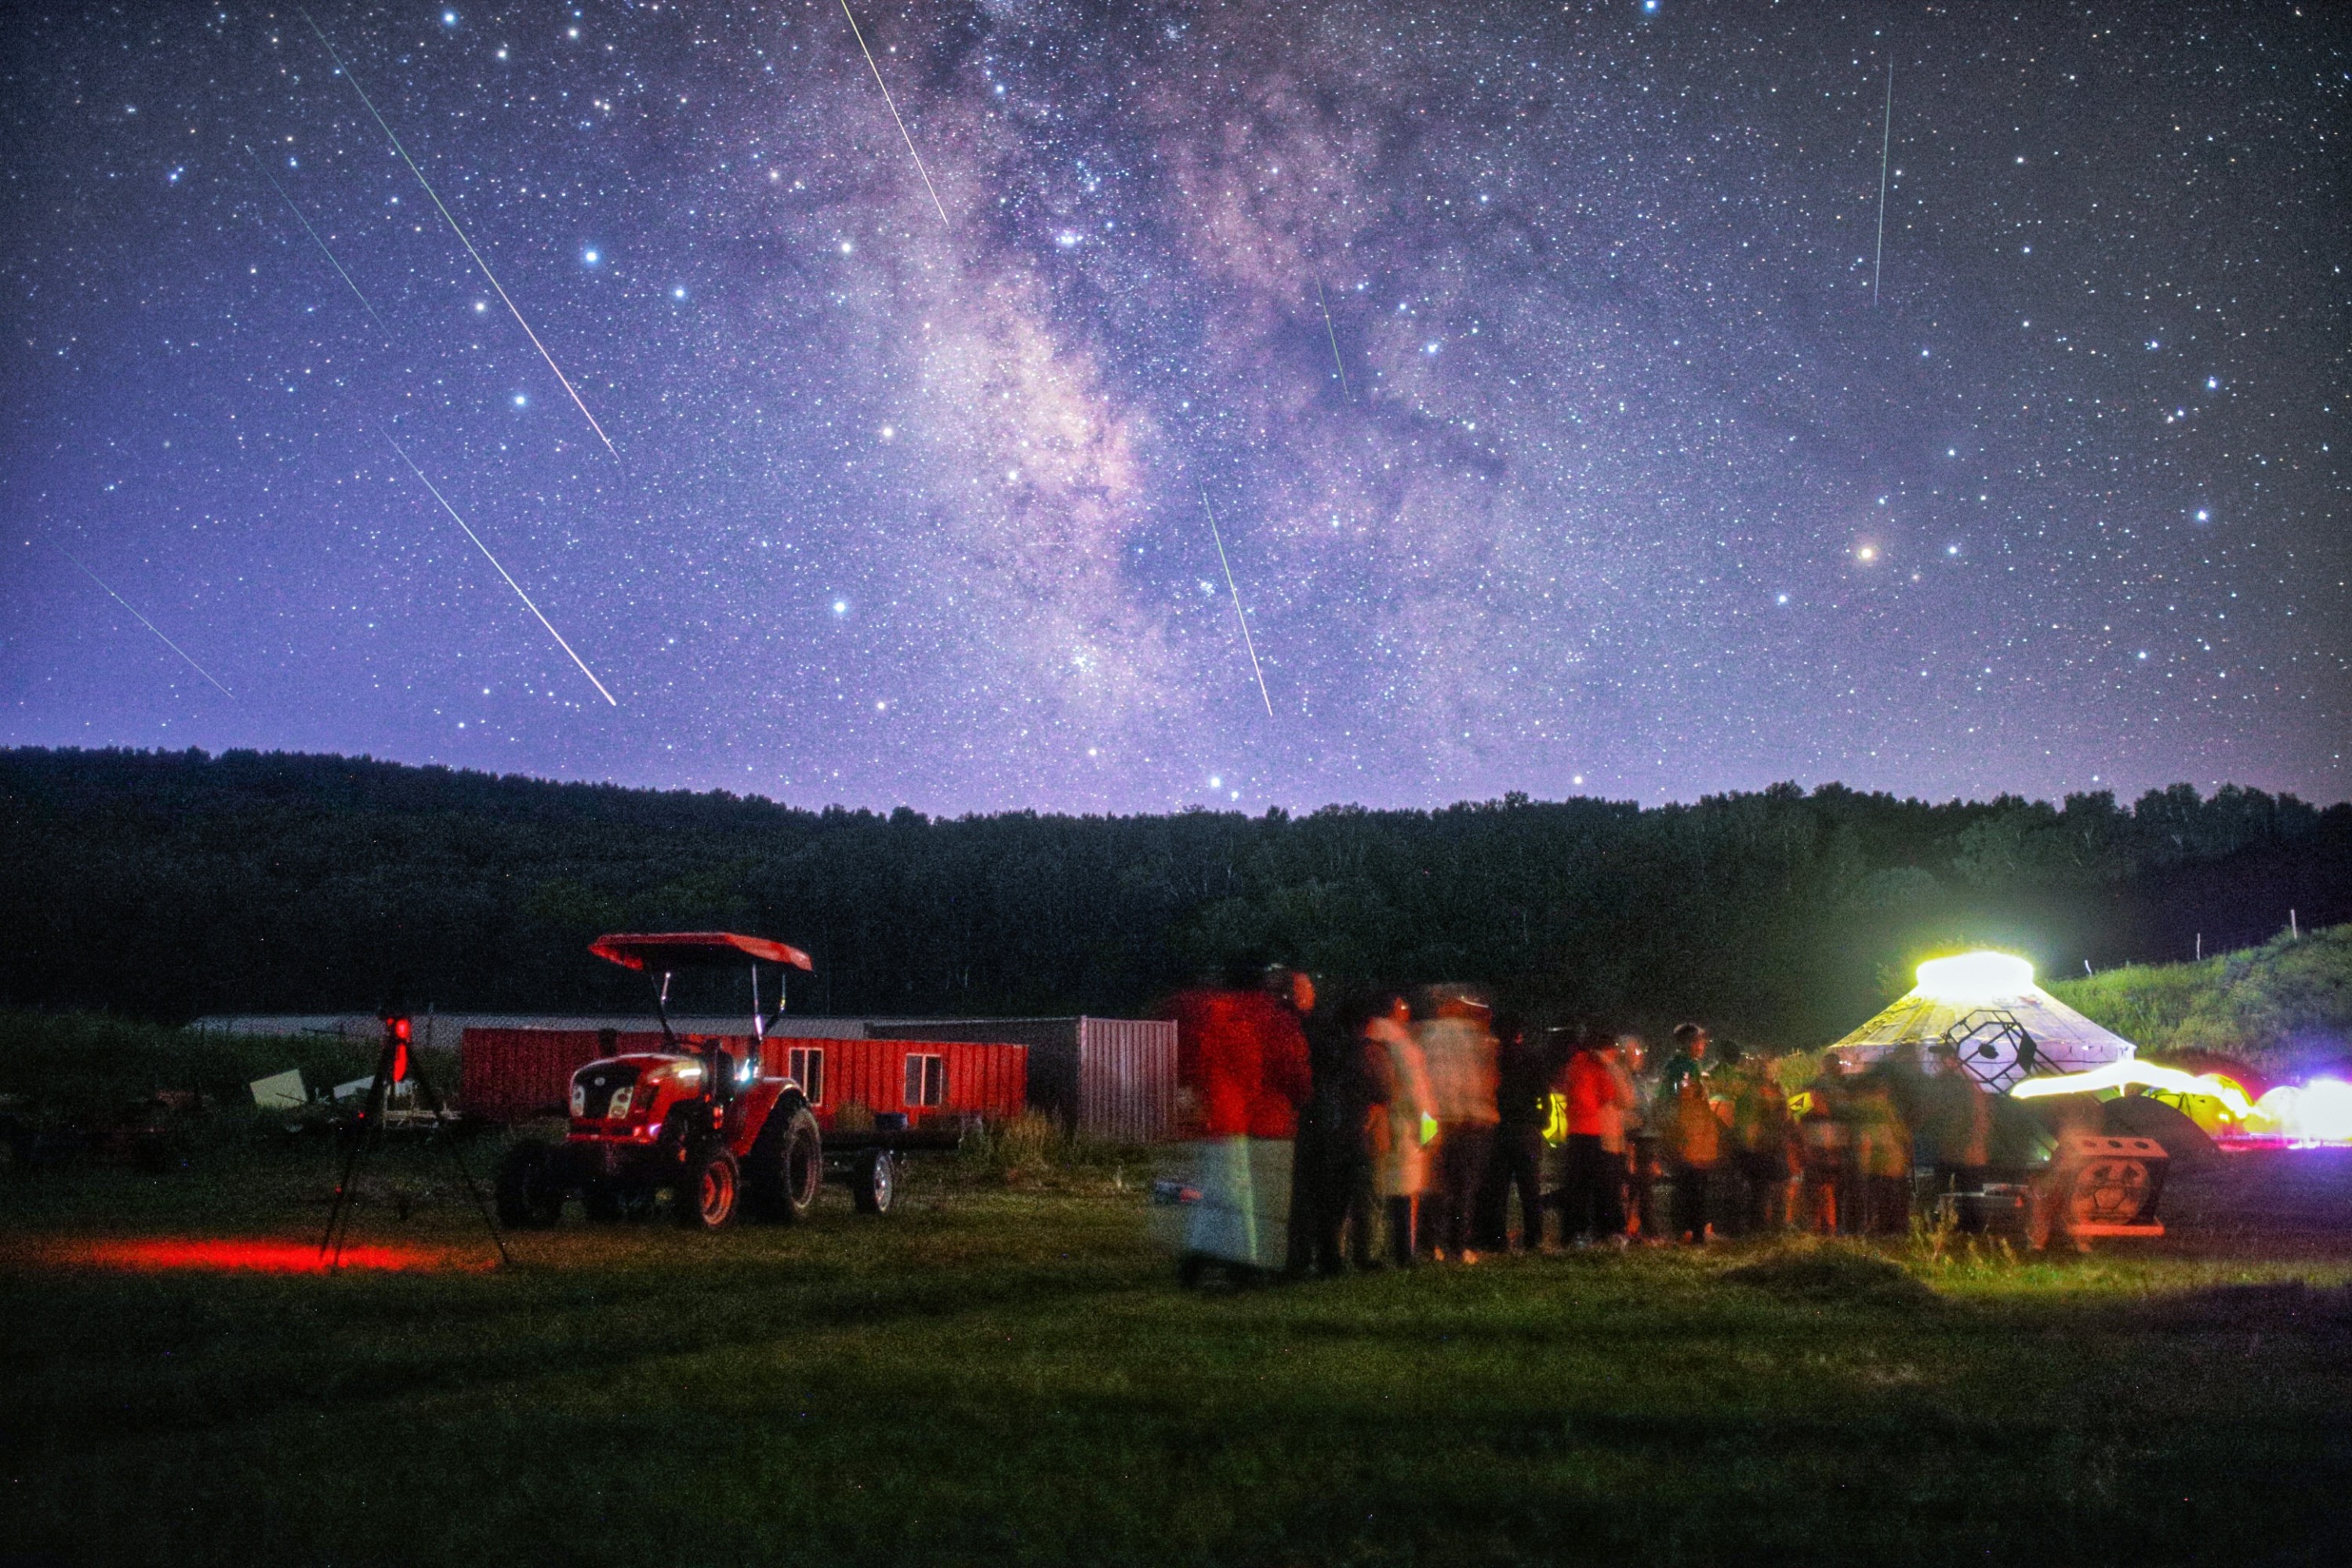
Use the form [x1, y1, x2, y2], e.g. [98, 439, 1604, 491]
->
[3, 748, 2343, 1047]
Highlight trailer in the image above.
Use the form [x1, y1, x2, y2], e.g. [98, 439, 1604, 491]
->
[488, 932, 1021, 1229]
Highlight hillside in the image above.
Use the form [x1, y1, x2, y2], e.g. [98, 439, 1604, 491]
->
[2051, 924, 2352, 1078]
[4, 747, 2347, 1047]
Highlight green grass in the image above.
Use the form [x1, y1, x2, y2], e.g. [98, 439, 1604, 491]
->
[3, 1146, 2348, 1566]
[2050, 923, 2352, 1076]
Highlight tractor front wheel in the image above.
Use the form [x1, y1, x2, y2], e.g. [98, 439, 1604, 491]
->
[495, 1139, 564, 1229]
[746, 1105, 822, 1224]
[851, 1149, 897, 1215]
[677, 1142, 741, 1230]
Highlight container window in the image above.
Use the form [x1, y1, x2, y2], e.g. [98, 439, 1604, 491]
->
[905, 1053, 946, 1108]
[787, 1047, 825, 1105]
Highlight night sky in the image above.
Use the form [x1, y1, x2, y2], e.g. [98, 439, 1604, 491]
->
[3, 2, 2343, 814]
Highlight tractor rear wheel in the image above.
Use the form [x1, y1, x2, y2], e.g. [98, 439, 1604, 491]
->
[746, 1105, 822, 1224]
[851, 1149, 896, 1215]
[676, 1142, 741, 1230]
[495, 1139, 564, 1229]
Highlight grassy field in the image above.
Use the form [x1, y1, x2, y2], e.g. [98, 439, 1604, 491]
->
[3, 1144, 2349, 1567]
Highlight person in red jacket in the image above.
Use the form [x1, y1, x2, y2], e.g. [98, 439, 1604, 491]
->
[1159, 962, 1312, 1281]
[1560, 1030, 1632, 1244]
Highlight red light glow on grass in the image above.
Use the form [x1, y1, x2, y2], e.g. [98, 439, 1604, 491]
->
[24, 1238, 492, 1274]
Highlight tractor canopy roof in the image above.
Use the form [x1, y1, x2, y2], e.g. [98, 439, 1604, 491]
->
[589, 931, 815, 972]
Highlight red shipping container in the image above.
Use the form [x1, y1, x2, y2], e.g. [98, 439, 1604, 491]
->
[758, 1036, 1026, 1131]
[460, 1027, 1027, 1134]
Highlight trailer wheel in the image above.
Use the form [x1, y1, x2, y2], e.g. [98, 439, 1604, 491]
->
[495, 1139, 564, 1229]
[677, 1142, 741, 1230]
[851, 1149, 896, 1215]
[746, 1105, 822, 1224]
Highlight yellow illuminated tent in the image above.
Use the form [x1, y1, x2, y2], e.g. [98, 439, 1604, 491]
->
[1825, 952, 2138, 1091]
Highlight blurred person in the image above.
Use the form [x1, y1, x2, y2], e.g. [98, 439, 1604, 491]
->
[1918, 1042, 1993, 1231]
[1366, 993, 1430, 1267]
[1798, 1064, 1851, 1235]
[1618, 1033, 1659, 1241]
[1303, 986, 1387, 1273]
[1479, 1012, 1552, 1252]
[1267, 967, 1321, 1278]
[1726, 1045, 1798, 1234]
[1654, 1022, 1722, 1244]
[1561, 1029, 1631, 1245]
[1160, 959, 1311, 1280]
[1418, 988, 1500, 1262]
[1846, 1070, 1911, 1236]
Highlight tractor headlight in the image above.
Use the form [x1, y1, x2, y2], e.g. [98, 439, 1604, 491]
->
[608, 1084, 635, 1120]
[570, 1083, 587, 1116]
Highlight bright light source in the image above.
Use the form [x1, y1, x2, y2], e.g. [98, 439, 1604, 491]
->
[1913, 950, 2033, 1004]
[2250, 1080, 2352, 1142]
[2011, 1058, 2254, 1120]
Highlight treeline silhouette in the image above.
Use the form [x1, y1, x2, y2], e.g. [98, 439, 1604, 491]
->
[2, 747, 2343, 1047]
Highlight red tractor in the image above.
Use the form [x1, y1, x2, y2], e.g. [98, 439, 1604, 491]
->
[494, 931, 887, 1230]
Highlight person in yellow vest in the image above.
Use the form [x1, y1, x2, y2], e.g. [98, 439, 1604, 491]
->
[1417, 989, 1500, 1262]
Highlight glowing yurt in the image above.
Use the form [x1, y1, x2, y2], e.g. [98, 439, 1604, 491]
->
[1825, 951, 2137, 1091]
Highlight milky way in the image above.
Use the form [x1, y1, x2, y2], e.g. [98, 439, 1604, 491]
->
[2, 2, 2343, 812]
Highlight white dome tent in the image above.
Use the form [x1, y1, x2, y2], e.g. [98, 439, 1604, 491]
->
[1825, 952, 2139, 1091]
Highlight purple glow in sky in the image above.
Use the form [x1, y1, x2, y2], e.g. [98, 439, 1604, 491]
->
[3, 2, 2343, 811]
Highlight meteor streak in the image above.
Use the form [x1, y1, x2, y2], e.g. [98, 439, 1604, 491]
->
[57, 549, 234, 699]
[246, 143, 389, 336]
[1316, 280, 1350, 397]
[301, 10, 620, 463]
[381, 430, 619, 706]
[1200, 488, 1273, 717]
[839, 0, 951, 232]
[1872, 58, 1893, 307]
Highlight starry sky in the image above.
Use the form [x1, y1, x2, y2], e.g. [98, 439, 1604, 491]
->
[2, 2, 2344, 813]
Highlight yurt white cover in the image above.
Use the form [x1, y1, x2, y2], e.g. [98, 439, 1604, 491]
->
[1825, 952, 2138, 1088]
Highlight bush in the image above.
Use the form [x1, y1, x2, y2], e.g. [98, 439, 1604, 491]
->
[953, 1110, 1148, 1191]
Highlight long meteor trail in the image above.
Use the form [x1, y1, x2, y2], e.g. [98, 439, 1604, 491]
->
[303, 10, 620, 463]
[245, 143, 389, 336]
[1316, 280, 1350, 397]
[1200, 489, 1273, 717]
[58, 549, 234, 699]
[1872, 58, 1893, 307]
[839, 0, 952, 231]
[382, 431, 619, 706]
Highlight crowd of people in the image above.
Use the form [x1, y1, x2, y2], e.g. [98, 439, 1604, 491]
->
[1163, 964, 2011, 1276]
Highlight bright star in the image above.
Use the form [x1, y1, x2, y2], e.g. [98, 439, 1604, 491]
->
[832, 600, 848, 615]
[512, 394, 527, 407]
[583, 249, 600, 265]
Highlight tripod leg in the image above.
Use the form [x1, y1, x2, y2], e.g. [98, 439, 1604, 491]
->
[408, 1051, 511, 1268]
[321, 1044, 398, 1269]
[319, 1110, 369, 1262]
